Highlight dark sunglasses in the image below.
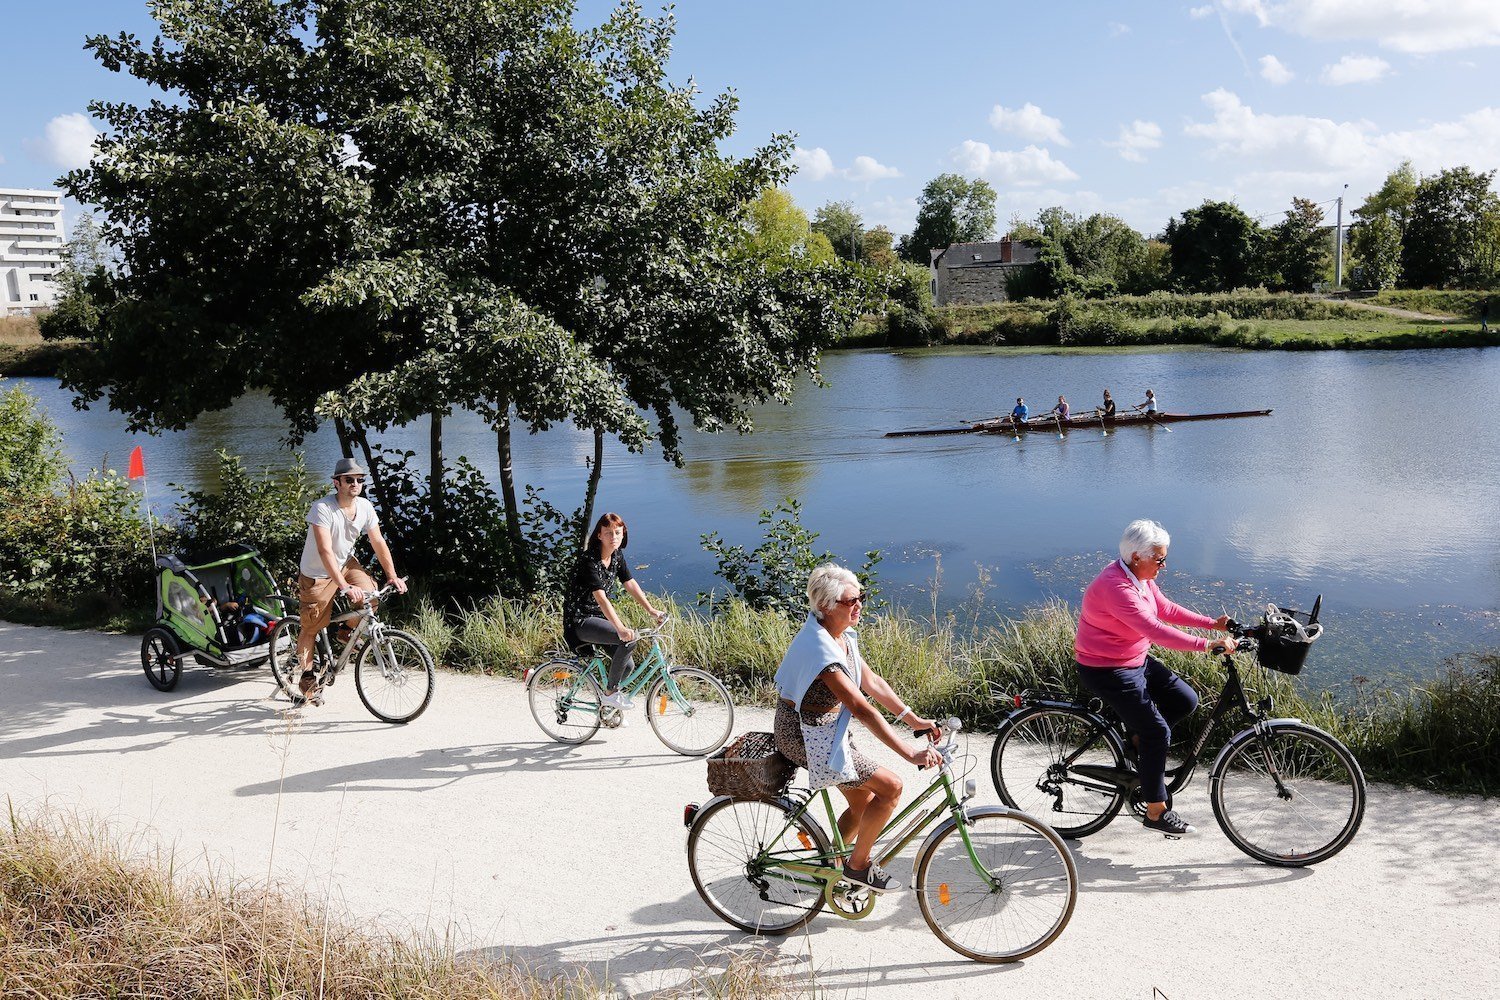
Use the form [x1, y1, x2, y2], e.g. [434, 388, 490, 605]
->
[836, 593, 866, 607]
[338, 475, 366, 484]
[1152, 554, 1167, 566]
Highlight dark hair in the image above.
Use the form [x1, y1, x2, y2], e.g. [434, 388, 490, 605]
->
[585, 512, 628, 557]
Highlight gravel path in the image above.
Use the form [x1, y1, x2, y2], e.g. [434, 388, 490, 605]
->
[2, 621, 1496, 999]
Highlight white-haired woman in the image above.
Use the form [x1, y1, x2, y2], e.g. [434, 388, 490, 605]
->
[1075, 519, 1236, 837]
[773, 564, 941, 894]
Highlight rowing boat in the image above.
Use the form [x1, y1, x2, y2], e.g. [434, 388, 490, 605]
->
[885, 409, 1272, 438]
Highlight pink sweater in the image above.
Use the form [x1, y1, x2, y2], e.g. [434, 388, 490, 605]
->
[1074, 561, 1215, 668]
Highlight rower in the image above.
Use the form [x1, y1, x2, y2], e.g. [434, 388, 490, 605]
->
[1011, 397, 1029, 428]
[1134, 389, 1158, 415]
[1102, 389, 1116, 418]
[1051, 395, 1070, 421]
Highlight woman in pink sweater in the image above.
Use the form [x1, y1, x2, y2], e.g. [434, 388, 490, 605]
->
[1075, 519, 1236, 837]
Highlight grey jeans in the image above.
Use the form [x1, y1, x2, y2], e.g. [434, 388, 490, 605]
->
[570, 616, 639, 690]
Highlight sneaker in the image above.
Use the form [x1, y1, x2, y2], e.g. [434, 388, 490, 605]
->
[1142, 809, 1195, 838]
[842, 862, 899, 894]
[601, 690, 635, 711]
[298, 675, 324, 707]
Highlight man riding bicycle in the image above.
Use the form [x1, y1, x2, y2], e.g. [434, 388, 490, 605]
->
[295, 457, 406, 704]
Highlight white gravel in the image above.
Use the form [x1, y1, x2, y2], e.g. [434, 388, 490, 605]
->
[1, 621, 1496, 999]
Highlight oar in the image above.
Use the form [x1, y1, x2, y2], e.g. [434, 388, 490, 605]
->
[1095, 407, 1109, 437]
[1052, 412, 1065, 440]
[1140, 408, 1173, 433]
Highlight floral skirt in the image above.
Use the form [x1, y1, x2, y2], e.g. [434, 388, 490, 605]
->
[773, 701, 879, 791]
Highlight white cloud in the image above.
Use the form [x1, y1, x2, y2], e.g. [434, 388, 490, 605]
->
[1183, 88, 1500, 184]
[845, 155, 902, 182]
[22, 113, 99, 170]
[791, 146, 836, 181]
[792, 146, 900, 182]
[953, 141, 1079, 186]
[1107, 120, 1164, 163]
[1189, 5, 1217, 19]
[861, 195, 919, 234]
[1109, 22, 1131, 36]
[988, 103, 1070, 147]
[1206, 0, 1500, 54]
[1259, 54, 1295, 84]
[1320, 54, 1392, 85]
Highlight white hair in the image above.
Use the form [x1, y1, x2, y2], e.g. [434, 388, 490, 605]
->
[807, 563, 859, 620]
[1119, 519, 1170, 563]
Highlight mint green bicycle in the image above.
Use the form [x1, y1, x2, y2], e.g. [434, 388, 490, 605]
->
[684, 719, 1077, 963]
[524, 621, 734, 756]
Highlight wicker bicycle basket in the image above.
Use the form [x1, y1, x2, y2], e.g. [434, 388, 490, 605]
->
[707, 731, 795, 800]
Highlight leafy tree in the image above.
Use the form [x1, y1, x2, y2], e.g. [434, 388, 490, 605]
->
[1163, 201, 1265, 292]
[42, 0, 867, 594]
[812, 200, 864, 261]
[744, 188, 837, 266]
[1402, 166, 1500, 288]
[859, 225, 900, 271]
[899, 173, 997, 262]
[1348, 215, 1402, 290]
[1004, 208, 1148, 298]
[1355, 160, 1419, 237]
[1262, 197, 1330, 293]
[0, 379, 64, 494]
[1122, 239, 1172, 294]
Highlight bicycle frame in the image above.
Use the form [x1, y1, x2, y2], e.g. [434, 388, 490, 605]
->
[548, 631, 697, 720]
[746, 755, 991, 918]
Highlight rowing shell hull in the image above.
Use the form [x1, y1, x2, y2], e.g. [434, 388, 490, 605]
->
[885, 409, 1272, 438]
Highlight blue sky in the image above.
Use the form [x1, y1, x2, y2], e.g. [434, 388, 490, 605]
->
[6, 1, 1500, 236]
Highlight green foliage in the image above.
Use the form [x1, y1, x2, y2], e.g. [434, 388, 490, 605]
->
[860, 226, 900, 271]
[1370, 289, 1492, 317]
[744, 188, 837, 266]
[812, 200, 864, 261]
[0, 379, 64, 494]
[1354, 160, 1418, 235]
[1164, 200, 1265, 292]
[1349, 215, 1403, 290]
[1401, 166, 1500, 289]
[900, 173, 997, 262]
[698, 497, 882, 617]
[1004, 209, 1158, 300]
[172, 451, 320, 585]
[1262, 197, 1331, 293]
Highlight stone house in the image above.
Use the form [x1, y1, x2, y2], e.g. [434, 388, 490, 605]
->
[929, 238, 1040, 306]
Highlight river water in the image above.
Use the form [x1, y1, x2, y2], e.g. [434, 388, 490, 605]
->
[18, 345, 1500, 686]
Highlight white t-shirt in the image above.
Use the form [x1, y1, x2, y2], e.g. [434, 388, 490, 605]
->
[299, 495, 379, 578]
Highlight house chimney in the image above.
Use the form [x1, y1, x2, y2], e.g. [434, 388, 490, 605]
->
[1001, 237, 1013, 264]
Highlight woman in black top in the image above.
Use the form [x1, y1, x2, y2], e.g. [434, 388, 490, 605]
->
[563, 512, 667, 719]
[1102, 389, 1116, 418]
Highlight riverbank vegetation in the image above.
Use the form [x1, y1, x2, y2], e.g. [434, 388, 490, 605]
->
[0, 809, 806, 999]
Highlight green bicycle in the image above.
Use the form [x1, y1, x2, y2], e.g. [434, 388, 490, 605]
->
[684, 719, 1078, 963]
[525, 620, 734, 756]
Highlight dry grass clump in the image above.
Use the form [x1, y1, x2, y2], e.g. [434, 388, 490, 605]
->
[0, 314, 43, 346]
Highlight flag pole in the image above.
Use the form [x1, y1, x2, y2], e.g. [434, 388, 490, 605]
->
[128, 445, 157, 567]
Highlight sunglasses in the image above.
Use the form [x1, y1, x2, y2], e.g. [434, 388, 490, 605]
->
[836, 593, 866, 607]
[338, 475, 366, 484]
[1151, 554, 1167, 566]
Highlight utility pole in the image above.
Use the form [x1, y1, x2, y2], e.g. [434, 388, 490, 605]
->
[1335, 182, 1348, 290]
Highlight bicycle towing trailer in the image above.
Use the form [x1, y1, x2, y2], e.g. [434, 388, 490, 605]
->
[140, 543, 292, 692]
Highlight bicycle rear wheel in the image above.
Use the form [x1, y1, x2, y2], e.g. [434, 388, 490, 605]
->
[1210, 722, 1366, 867]
[647, 667, 735, 756]
[526, 660, 603, 744]
[687, 797, 828, 934]
[267, 615, 334, 700]
[915, 808, 1078, 963]
[991, 706, 1128, 839]
[354, 629, 435, 723]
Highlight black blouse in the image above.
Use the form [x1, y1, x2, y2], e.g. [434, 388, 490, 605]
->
[563, 551, 634, 629]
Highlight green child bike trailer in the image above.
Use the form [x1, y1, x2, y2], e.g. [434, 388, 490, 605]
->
[140, 543, 293, 692]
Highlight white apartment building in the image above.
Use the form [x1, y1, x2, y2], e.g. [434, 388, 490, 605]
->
[1, 187, 65, 316]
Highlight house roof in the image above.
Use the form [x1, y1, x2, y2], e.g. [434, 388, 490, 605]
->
[935, 240, 1040, 269]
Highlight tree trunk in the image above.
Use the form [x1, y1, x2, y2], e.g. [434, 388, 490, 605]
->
[579, 425, 604, 548]
[494, 393, 532, 590]
[350, 421, 403, 553]
[429, 409, 445, 532]
[333, 416, 354, 464]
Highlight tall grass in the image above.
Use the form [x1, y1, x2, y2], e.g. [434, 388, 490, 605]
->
[0, 808, 813, 999]
[404, 595, 1496, 794]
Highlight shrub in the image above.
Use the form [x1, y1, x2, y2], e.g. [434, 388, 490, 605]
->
[173, 450, 320, 585]
[0, 378, 64, 493]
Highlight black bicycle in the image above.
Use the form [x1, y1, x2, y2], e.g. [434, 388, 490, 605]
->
[990, 598, 1366, 867]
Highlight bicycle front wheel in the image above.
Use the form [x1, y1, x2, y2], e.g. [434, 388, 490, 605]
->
[527, 660, 603, 744]
[647, 667, 735, 756]
[687, 797, 828, 934]
[354, 629, 435, 723]
[1210, 722, 1366, 867]
[991, 706, 1128, 839]
[916, 808, 1078, 963]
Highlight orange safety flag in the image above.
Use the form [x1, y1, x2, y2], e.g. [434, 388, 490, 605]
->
[127, 446, 145, 480]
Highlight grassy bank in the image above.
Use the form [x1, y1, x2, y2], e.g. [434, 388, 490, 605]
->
[0, 808, 808, 999]
[841, 291, 1500, 350]
[406, 595, 1499, 796]
[0, 315, 86, 376]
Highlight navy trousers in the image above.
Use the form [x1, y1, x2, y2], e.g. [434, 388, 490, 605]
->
[1075, 656, 1199, 802]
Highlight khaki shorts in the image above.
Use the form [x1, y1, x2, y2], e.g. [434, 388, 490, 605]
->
[297, 559, 377, 637]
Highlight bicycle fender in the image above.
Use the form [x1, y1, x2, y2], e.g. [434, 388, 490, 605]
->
[912, 805, 1025, 874]
[1207, 718, 1329, 783]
